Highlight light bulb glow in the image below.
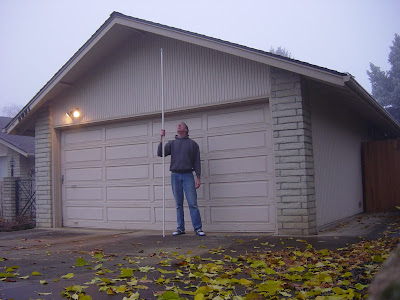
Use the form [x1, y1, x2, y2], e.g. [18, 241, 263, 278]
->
[72, 110, 80, 118]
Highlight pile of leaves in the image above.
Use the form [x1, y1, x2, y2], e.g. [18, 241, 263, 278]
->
[0, 216, 399, 299]
[0, 216, 35, 232]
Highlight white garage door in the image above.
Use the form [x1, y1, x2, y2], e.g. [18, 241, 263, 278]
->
[61, 102, 276, 232]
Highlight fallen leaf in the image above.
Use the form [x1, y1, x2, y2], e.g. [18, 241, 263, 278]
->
[76, 257, 90, 266]
[31, 271, 42, 276]
[61, 272, 75, 279]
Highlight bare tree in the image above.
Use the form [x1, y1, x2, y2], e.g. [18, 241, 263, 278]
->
[0, 104, 23, 117]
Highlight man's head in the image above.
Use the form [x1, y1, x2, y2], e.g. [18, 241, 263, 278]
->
[177, 122, 189, 136]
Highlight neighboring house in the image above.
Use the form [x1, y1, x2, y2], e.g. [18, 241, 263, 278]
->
[0, 116, 35, 217]
[4, 12, 400, 234]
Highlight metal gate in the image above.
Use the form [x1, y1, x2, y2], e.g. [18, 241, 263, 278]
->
[16, 177, 36, 219]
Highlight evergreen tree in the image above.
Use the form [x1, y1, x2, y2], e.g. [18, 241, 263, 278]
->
[367, 34, 400, 123]
[270, 46, 291, 58]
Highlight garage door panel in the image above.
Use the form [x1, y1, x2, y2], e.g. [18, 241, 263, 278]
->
[106, 165, 149, 180]
[66, 207, 103, 220]
[64, 148, 102, 163]
[208, 108, 265, 129]
[65, 187, 103, 201]
[106, 143, 148, 160]
[65, 167, 102, 182]
[107, 186, 150, 201]
[208, 131, 266, 152]
[106, 123, 148, 140]
[64, 129, 102, 145]
[209, 156, 267, 175]
[107, 207, 151, 222]
[211, 205, 270, 222]
[153, 185, 174, 201]
[210, 181, 268, 199]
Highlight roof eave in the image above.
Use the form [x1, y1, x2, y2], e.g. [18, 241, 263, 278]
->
[5, 14, 120, 135]
[0, 139, 31, 157]
[345, 76, 400, 136]
[6, 12, 352, 136]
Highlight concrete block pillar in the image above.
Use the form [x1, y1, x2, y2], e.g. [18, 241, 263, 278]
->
[2, 177, 17, 221]
[270, 67, 317, 235]
[35, 106, 53, 228]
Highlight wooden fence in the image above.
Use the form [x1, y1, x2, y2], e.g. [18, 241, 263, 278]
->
[362, 139, 400, 212]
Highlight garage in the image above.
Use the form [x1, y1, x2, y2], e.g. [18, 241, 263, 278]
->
[61, 102, 276, 232]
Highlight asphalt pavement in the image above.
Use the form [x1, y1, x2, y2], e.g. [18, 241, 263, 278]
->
[0, 213, 396, 299]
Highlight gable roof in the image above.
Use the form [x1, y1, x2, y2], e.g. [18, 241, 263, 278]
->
[5, 12, 400, 137]
[0, 117, 34, 156]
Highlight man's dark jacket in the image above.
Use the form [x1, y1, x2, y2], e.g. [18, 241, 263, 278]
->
[157, 135, 201, 178]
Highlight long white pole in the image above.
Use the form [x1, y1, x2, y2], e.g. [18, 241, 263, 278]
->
[161, 48, 165, 238]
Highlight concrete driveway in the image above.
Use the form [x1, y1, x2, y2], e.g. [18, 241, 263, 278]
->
[0, 214, 396, 299]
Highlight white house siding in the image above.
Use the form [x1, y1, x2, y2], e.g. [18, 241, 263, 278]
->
[0, 144, 7, 178]
[60, 102, 276, 232]
[311, 95, 367, 227]
[52, 33, 270, 127]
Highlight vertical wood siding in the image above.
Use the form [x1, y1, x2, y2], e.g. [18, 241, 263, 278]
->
[53, 33, 270, 127]
[311, 96, 367, 227]
[363, 139, 400, 212]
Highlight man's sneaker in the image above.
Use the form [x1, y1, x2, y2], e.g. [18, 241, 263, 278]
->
[172, 230, 185, 236]
[195, 229, 206, 236]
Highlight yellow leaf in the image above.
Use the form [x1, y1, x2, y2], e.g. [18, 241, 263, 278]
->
[76, 257, 89, 267]
[333, 287, 345, 295]
[238, 278, 254, 285]
[290, 266, 305, 273]
[61, 273, 74, 279]
[342, 272, 352, 277]
[194, 294, 205, 300]
[250, 260, 267, 268]
[195, 286, 213, 294]
[40, 280, 48, 285]
[316, 273, 332, 283]
[355, 283, 368, 290]
[120, 268, 134, 278]
[31, 271, 42, 276]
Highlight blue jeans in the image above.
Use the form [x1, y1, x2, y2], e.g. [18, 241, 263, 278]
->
[171, 172, 202, 232]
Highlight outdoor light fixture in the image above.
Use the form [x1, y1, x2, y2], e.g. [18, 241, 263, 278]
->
[66, 108, 80, 118]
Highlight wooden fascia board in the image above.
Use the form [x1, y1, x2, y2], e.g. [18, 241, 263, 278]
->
[0, 139, 30, 157]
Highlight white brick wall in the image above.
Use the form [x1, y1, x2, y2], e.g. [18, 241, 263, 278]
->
[1, 177, 16, 221]
[34, 106, 52, 228]
[270, 68, 316, 235]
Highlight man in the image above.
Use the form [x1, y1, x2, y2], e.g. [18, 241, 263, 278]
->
[158, 122, 206, 236]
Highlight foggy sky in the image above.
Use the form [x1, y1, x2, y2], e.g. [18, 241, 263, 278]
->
[1, 0, 399, 108]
